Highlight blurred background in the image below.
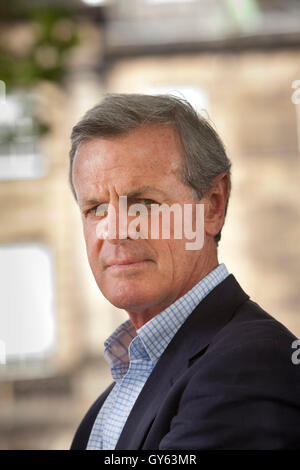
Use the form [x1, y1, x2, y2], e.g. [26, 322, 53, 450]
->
[0, 0, 300, 450]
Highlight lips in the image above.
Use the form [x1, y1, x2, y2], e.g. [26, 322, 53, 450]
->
[105, 259, 153, 275]
[106, 258, 150, 268]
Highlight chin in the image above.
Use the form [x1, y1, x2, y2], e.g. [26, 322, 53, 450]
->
[101, 280, 156, 312]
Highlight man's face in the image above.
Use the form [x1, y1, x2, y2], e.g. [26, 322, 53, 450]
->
[72, 124, 207, 326]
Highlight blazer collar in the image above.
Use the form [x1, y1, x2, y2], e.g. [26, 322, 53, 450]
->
[115, 274, 249, 449]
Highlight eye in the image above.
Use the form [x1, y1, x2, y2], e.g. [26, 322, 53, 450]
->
[85, 203, 109, 217]
[85, 207, 96, 215]
[138, 199, 157, 205]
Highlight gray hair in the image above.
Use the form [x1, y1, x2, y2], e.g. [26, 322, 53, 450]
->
[69, 93, 231, 245]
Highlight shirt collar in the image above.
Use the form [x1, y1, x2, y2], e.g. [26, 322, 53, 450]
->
[104, 263, 229, 375]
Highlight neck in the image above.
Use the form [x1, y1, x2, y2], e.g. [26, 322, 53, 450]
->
[127, 239, 218, 330]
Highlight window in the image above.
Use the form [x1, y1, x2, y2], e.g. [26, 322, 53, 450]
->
[0, 92, 46, 180]
[0, 243, 56, 364]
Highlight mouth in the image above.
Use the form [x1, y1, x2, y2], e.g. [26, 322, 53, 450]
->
[106, 259, 153, 272]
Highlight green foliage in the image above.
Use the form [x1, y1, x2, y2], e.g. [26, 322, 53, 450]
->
[0, 4, 79, 90]
[0, 2, 80, 141]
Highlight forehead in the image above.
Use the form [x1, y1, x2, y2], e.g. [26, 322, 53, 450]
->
[72, 124, 186, 200]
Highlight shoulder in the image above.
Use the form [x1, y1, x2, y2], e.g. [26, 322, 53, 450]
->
[189, 298, 300, 391]
[212, 297, 298, 353]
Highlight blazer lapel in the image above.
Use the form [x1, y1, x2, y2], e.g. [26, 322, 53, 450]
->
[115, 274, 249, 449]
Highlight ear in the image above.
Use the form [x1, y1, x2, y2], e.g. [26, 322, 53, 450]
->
[203, 172, 230, 239]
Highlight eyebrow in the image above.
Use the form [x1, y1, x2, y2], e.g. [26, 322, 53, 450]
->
[125, 185, 166, 199]
[80, 186, 166, 207]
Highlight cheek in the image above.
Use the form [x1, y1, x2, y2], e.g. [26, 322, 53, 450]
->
[149, 239, 178, 285]
[83, 223, 102, 266]
[166, 239, 191, 281]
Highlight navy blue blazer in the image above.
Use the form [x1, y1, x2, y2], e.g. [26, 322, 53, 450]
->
[71, 274, 300, 450]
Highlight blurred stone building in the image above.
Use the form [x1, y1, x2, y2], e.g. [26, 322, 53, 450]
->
[0, 0, 300, 449]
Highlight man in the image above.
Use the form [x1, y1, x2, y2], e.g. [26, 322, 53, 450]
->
[69, 93, 300, 450]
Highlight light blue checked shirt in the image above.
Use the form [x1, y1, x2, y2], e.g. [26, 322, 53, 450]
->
[87, 263, 229, 450]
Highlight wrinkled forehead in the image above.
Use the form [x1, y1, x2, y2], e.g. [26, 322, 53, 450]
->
[72, 125, 186, 200]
